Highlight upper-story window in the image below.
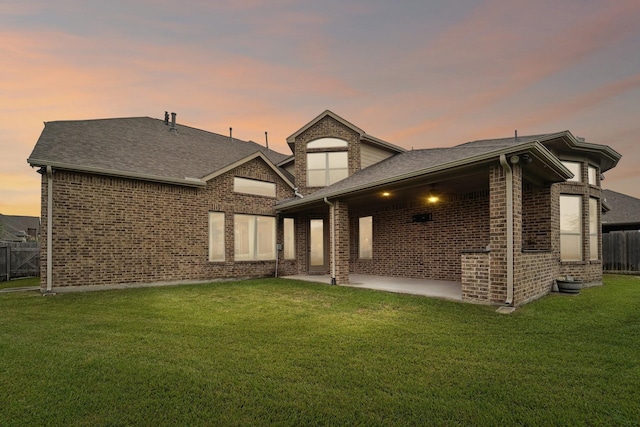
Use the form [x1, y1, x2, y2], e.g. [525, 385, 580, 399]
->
[561, 161, 581, 182]
[307, 138, 348, 187]
[307, 138, 348, 149]
[234, 177, 276, 197]
[588, 165, 598, 186]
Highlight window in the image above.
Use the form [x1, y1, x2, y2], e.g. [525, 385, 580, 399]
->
[234, 215, 275, 261]
[209, 212, 225, 262]
[561, 161, 581, 182]
[307, 138, 348, 149]
[588, 166, 598, 186]
[560, 195, 582, 261]
[307, 152, 348, 187]
[234, 177, 276, 197]
[306, 138, 349, 187]
[283, 218, 295, 259]
[359, 216, 372, 259]
[589, 198, 598, 260]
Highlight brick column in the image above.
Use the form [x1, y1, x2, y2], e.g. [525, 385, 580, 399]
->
[489, 162, 522, 304]
[331, 200, 350, 284]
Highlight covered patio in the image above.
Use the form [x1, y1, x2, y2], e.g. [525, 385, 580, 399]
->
[283, 274, 462, 301]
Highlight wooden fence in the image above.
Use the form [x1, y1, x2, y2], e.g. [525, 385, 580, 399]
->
[603, 231, 640, 273]
[0, 242, 40, 281]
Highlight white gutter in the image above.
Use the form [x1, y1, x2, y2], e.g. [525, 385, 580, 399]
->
[323, 197, 337, 285]
[499, 155, 514, 305]
[46, 166, 53, 292]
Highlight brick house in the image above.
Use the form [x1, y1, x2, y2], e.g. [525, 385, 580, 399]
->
[28, 110, 621, 305]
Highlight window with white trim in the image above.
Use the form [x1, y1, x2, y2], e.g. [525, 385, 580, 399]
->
[589, 197, 598, 260]
[283, 218, 295, 259]
[307, 152, 348, 187]
[234, 177, 276, 197]
[560, 195, 582, 261]
[209, 212, 225, 262]
[306, 138, 349, 187]
[234, 214, 276, 261]
[359, 216, 373, 259]
[561, 161, 581, 182]
[588, 166, 598, 186]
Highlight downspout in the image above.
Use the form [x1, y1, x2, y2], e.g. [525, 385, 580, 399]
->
[274, 214, 280, 278]
[46, 165, 53, 292]
[323, 197, 337, 285]
[499, 155, 514, 305]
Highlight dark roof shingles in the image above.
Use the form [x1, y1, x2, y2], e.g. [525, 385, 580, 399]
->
[28, 117, 289, 181]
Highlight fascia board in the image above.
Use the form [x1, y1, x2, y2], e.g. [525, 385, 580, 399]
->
[27, 158, 206, 187]
[278, 141, 569, 210]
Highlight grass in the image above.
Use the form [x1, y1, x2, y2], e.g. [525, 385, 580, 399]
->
[1, 275, 638, 426]
[0, 276, 39, 290]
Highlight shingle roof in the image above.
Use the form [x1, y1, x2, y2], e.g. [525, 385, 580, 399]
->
[278, 135, 570, 209]
[28, 117, 290, 184]
[602, 190, 640, 226]
[0, 214, 40, 242]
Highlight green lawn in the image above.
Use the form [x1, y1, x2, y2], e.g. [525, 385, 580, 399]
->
[0, 276, 39, 290]
[1, 275, 638, 426]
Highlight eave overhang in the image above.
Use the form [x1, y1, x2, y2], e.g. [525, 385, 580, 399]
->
[277, 141, 570, 211]
[27, 158, 207, 187]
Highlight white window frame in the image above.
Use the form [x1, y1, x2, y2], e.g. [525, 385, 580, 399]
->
[307, 138, 348, 149]
[307, 152, 348, 187]
[588, 166, 598, 186]
[283, 218, 295, 260]
[234, 214, 276, 261]
[233, 177, 276, 197]
[589, 197, 599, 260]
[359, 216, 373, 259]
[560, 195, 582, 261]
[561, 161, 581, 182]
[208, 212, 225, 262]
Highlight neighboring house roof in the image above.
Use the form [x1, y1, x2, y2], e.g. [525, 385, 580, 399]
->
[286, 110, 406, 154]
[602, 190, 640, 228]
[28, 117, 291, 187]
[0, 214, 40, 242]
[278, 133, 573, 210]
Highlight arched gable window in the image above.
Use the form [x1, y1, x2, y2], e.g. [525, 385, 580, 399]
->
[306, 138, 348, 187]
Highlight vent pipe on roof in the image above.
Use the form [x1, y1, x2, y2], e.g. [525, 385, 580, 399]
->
[170, 112, 177, 132]
[229, 127, 233, 142]
[265, 131, 269, 151]
[164, 111, 169, 125]
[514, 130, 518, 141]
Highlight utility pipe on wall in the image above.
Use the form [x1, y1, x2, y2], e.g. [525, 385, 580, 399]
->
[46, 165, 53, 292]
[323, 197, 337, 285]
[499, 155, 514, 305]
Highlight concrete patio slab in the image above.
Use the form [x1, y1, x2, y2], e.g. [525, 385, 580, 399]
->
[283, 274, 462, 301]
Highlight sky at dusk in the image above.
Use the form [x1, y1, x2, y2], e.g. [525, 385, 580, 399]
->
[1, 0, 639, 217]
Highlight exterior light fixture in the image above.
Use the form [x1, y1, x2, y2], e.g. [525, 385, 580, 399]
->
[427, 195, 440, 203]
[382, 192, 391, 197]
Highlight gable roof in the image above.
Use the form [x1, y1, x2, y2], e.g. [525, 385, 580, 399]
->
[28, 117, 292, 187]
[602, 190, 640, 227]
[286, 110, 405, 154]
[278, 135, 571, 210]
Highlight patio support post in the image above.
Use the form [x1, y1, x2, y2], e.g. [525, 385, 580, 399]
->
[326, 198, 350, 285]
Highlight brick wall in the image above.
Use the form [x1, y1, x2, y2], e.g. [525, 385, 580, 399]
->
[292, 116, 361, 196]
[41, 157, 296, 289]
[553, 160, 603, 283]
[461, 251, 490, 302]
[349, 190, 490, 281]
